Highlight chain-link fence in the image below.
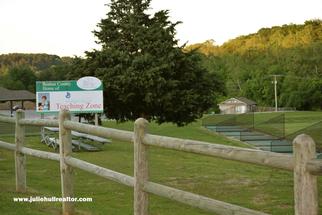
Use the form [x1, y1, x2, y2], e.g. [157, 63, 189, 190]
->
[240, 113, 285, 141]
[283, 121, 322, 153]
[202, 113, 254, 129]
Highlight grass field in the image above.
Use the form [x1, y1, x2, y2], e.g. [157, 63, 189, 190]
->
[0, 111, 322, 215]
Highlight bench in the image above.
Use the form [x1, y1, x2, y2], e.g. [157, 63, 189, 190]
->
[42, 127, 111, 151]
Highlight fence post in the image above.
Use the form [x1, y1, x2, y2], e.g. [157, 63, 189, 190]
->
[59, 110, 74, 215]
[15, 109, 26, 192]
[40, 113, 45, 139]
[293, 134, 319, 215]
[134, 118, 149, 215]
[94, 113, 99, 126]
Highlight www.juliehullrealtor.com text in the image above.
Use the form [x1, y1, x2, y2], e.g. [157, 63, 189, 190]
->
[13, 196, 93, 203]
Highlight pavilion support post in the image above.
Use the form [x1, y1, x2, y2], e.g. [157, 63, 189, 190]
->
[40, 113, 45, 139]
[95, 113, 99, 126]
[10, 101, 13, 117]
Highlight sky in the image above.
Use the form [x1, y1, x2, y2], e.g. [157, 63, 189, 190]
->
[0, 0, 321, 57]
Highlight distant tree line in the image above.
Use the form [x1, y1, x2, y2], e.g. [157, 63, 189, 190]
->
[0, 53, 73, 92]
[186, 19, 322, 110]
[1, 13, 322, 120]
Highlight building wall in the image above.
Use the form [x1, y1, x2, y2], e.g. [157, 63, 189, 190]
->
[219, 104, 253, 114]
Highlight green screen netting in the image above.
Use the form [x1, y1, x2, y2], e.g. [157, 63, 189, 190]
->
[254, 113, 285, 139]
[284, 121, 322, 153]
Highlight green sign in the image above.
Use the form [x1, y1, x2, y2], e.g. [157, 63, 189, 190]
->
[36, 80, 103, 92]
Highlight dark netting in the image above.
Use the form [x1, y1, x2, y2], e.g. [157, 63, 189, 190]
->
[214, 115, 239, 132]
[202, 113, 254, 128]
[240, 114, 285, 150]
[234, 112, 254, 129]
[253, 113, 285, 139]
[215, 112, 254, 128]
[270, 139, 293, 153]
[240, 131, 277, 142]
[214, 112, 254, 133]
[284, 121, 322, 153]
[201, 114, 235, 126]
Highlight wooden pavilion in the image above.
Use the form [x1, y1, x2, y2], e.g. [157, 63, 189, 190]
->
[0, 87, 35, 116]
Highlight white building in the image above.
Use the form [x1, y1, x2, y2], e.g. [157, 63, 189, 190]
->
[218, 97, 257, 114]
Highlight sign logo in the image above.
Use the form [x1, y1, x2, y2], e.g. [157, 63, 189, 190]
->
[65, 92, 71, 99]
[77, 76, 102, 90]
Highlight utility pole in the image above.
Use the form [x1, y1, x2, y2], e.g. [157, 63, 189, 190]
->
[274, 75, 278, 112]
[270, 75, 283, 112]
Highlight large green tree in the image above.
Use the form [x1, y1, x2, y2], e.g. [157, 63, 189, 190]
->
[69, 0, 221, 125]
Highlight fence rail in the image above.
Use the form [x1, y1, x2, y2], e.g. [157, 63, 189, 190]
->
[19, 118, 59, 127]
[0, 109, 321, 215]
[0, 115, 15, 124]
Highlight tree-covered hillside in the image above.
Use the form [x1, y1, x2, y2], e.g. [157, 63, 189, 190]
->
[221, 20, 322, 54]
[0, 53, 72, 73]
[0, 53, 73, 92]
[187, 20, 322, 55]
[187, 20, 322, 110]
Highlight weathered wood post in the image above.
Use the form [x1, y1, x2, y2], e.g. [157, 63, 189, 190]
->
[59, 110, 75, 215]
[134, 118, 149, 215]
[293, 134, 319, 215]
[15, 109, 26, 192]
[40, 113, 45, 139]
[94, 113, 99, 126]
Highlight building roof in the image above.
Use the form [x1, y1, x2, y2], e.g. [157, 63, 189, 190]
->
[236, 97, 257, 105]
[219, 97, 257, 105]
[0, 87, 36, 102]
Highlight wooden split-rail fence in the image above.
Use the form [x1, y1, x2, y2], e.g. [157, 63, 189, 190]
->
[0, 109, 321, 215]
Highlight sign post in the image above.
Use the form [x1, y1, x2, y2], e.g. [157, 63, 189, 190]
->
[95, 113, 99, 126]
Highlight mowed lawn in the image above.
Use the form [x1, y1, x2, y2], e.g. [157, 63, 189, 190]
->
[0, 111, 322, 215]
